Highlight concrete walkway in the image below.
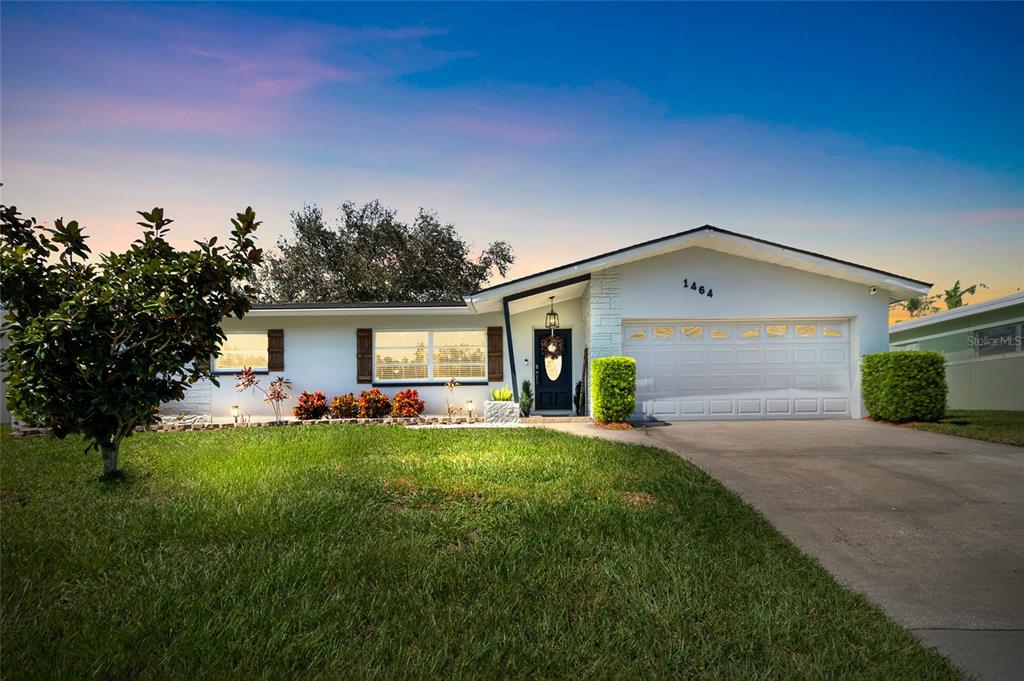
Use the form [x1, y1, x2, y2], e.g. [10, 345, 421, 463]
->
[538, 419, 1024, 680]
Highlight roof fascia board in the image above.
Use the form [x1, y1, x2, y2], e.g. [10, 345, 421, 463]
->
[245, 306, 472, 317]
[503, 273, 592, 303]
[889, 292, 1024, 333]
[473, 227, 930, 304]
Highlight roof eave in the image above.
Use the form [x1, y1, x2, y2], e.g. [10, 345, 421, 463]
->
[471, 226, 931, 305]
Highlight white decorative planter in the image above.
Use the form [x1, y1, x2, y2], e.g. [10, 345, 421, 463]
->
[484, 400, 520, 424]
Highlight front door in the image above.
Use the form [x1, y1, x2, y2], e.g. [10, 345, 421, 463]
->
[534, 328, 573, 411]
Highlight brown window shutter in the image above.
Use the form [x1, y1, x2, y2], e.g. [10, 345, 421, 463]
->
[267, 329, 284, 372]
[357, 328, 373, 384]
[487, 326, 504, 382]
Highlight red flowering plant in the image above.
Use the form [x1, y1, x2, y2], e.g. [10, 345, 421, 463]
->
[358, 388, 391, 418]
[331, 393, 359, 419]
[293, 391, 329, 420]
[235, 367, 293, 423]
[391, 389, 425, 417]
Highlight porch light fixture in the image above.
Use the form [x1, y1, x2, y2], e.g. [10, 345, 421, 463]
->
[230, 405, 240, 424]
[544, 296, 560, 332]
[465, 400, 475, 418]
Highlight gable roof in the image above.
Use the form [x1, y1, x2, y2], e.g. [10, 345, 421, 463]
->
[468, 225, 931, 310]
[889, 290, 1024, 334]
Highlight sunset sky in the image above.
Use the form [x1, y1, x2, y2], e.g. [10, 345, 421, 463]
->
[2, 2, 1021, 317]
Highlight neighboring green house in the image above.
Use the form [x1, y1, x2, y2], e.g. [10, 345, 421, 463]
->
[890, 291, 1024, 411]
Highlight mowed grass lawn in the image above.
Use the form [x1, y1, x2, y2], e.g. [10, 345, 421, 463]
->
[909, 410, 1024, 447]
[2, 426, 957, 679]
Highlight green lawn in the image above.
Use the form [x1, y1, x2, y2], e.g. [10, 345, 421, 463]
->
[1, 426, 958, 679]
[910, 410, 1024, 447]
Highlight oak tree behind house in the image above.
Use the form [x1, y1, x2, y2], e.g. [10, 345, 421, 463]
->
[0, 202, 262, 477]
[254, 201, 514, 303]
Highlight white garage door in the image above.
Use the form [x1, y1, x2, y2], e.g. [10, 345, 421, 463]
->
[623, 320, 851, 420]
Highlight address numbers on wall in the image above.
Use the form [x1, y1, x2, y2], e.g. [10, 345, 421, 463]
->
[682, 277, 713, 298]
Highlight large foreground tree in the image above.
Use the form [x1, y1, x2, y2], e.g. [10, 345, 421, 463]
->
[1, 202, 262, 477]
[254, 201, 514, 303]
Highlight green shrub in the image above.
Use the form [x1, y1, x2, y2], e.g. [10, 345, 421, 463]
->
[490, 385, 513, 401]
[591, 356, 636, 423]
[861, 351, 946, 423]
[520, 380, 534, 417]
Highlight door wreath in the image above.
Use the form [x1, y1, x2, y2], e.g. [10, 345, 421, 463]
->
[541, 334, 564, 360]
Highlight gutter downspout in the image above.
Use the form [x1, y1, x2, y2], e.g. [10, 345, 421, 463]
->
[502, 297, 518, 402]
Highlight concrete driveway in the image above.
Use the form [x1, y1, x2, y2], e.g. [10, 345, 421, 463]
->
[633, 420, 1023, 680]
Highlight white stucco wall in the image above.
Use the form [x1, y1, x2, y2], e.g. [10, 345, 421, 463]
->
[203, 312, 507, 418]
[600, 247, 891, 418]
[509, 298, 586, 413]
[170, 301, 588, 418]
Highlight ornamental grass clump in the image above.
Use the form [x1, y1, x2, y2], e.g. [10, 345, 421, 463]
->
[391, 389, 425, 417]
[358, 388, 392, 419]
[331, 393, 359, 419]
[490, 386, 513, 401]
[292, 391, 329, 420]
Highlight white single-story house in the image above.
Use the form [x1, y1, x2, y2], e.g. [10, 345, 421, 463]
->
[166, 225, 930, 421]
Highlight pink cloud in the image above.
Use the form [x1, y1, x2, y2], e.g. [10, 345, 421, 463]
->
[186, 46, 361, 98]
[8, 95, 279, 136]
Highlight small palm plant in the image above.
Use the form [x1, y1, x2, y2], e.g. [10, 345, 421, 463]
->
[235, 367, 293, 423]
[443, 378, 462, 416]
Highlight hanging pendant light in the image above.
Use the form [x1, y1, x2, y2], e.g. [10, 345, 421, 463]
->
[545, 296, 560, 334]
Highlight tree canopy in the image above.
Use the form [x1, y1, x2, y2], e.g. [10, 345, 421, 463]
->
[254, 201, 514, 303]
[893, 280, 990, 319]
[0, 202, 262, 477]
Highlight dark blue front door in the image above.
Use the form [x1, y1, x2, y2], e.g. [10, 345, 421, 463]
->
[534, 329, 572, 411]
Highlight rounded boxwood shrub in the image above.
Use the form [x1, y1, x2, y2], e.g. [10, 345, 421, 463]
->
[861, 350, 946, 423]
[591, 356, 636, 423]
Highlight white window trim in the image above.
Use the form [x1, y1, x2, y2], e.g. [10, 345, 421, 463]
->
[373, 329, 488, 384]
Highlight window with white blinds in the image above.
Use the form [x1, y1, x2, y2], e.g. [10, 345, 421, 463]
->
[215, 333, 268, 372]
[375, 330, 487, 382]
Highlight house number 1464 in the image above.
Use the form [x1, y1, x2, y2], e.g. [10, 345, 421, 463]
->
[682, 278, 713, 298]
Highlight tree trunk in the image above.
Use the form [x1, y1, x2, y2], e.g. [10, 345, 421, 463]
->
[101, 444, 120, 477]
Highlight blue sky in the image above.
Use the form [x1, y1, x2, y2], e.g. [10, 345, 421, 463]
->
[2, 2, 1022, 305]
